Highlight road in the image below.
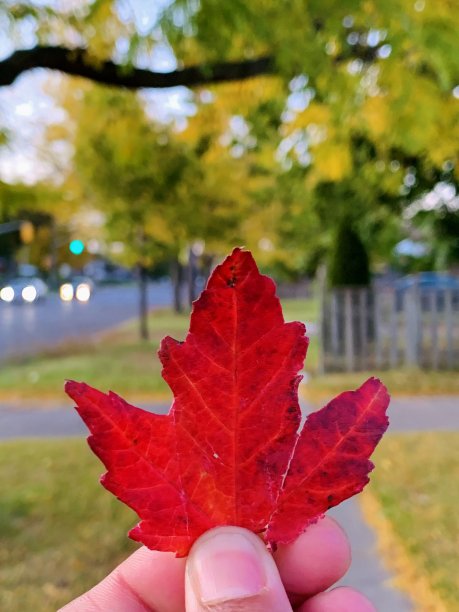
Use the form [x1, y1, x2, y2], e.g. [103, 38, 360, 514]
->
[0, 281, 172, 362]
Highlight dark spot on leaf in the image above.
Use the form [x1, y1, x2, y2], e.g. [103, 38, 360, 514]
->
[287, 406, 297, 414]
[226, 275, 237, 287]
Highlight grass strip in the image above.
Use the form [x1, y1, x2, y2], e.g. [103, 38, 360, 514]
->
[366, 432, 459, 611]
[303, 369, 459, 405]
[0, 299, 318, 404]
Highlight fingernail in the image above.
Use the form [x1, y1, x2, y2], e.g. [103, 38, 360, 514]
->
[189, 531, 266, 605]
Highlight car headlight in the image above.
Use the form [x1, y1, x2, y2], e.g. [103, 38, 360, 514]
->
[76, 283, 91, 302]
[60, 283, 74, 301]
[22, 285, 37, 303]
[0, 286, 14, 302]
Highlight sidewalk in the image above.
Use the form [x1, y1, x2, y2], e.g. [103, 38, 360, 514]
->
[331, 499, 413, 611]
[1, 395, 457, 439]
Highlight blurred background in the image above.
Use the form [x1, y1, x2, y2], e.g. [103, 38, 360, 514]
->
[0, 1, 458, 610]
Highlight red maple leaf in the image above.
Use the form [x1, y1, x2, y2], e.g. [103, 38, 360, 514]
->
[66, 247, 389, 557]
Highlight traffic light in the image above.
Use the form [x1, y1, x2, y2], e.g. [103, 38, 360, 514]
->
[69, 239, 85, 255]
[20, 221, 34, 244]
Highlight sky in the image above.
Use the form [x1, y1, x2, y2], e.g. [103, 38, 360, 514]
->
[0, 0, 192, 184]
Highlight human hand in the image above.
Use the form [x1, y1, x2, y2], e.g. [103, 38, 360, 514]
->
[60, 517, 375, 611]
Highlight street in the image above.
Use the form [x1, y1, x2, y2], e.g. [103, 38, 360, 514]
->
[0, 281, 172, 361]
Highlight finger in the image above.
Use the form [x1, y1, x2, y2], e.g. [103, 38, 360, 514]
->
[273, 516, 351, 605]
[297, 586, 376, 611]
[60, 546, 186, 612]
[185, 526, 292, 611]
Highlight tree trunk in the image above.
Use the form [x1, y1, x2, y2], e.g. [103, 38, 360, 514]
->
[202, 254, 214, 286]
[187, 246, 197, 307]
[49, 217, 58, 289]
[170, 257, 183, 313]
[138, 263, 149, 341]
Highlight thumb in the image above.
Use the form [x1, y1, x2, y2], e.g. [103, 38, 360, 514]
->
[185, 526, 292, 611]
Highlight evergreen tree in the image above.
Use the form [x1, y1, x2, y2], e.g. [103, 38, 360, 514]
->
[328, 220, 370, 287]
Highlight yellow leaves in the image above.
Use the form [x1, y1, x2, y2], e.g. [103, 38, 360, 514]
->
[426, 97, 459, 168]
[312, 141, 352, 182]
[361, 95, 390, 139]
[181, 76, 283, 148]
[289, 102, 330, 132]
[287, 101, 353, 182]
[144, 214, 176, 245]
[46, 122, 73, 144]
[83, 1, 124, 60]
[240, 202, 281, 264]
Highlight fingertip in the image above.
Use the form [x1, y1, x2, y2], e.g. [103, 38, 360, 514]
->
[274, 516, 351, 598]
[298, 587, 376, 612]
[185, 526, 291, 611]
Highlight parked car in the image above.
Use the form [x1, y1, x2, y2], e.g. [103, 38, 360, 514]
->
[395, 272, 459, 310]
[0, 277, 48, 304]
[59, 276, 94, 302]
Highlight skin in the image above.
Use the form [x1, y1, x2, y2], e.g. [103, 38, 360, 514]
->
[61, 517, 376, 611]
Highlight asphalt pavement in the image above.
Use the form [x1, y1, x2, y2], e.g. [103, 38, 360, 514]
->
[1, 395, 457, 439]
[0, 281, 172, 362]
[331, 499, 413, 611]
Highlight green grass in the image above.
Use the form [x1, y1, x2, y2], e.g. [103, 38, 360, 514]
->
[0, 439, 137, 611]
[370, 432, 459, 610]
[304, 368, 459, 404]
[0, 299, 317, 403]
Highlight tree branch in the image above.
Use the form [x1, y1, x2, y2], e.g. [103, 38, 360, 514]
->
[0, 45, 275, 89]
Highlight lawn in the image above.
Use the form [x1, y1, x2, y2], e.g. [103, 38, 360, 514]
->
[1, 433, 457, 610]
[0, 439, 136, 611]
[0, 299, 318, 404]
[366, 432, 459, 611]
[303, 368, 459, 405]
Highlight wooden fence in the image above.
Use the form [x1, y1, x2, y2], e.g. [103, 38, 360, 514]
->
[319, 284, 459, 372]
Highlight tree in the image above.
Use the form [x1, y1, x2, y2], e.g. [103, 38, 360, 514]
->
[328, 219, 370, 287]
[2, 1, 459, 277]
[0, 180, 59, 275]
[70, 86, 198, 336]
[53, 80, 253, 330]
[2, 2, 457, 183]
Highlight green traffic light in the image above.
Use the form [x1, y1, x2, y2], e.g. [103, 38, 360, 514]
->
[69, 239, 85, 255]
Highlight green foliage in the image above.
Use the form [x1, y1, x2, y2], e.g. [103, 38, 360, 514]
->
[0, 182, 59, 270]
[328, 219, 370, 287]
[414, 208, 459, 269]
[3, 0, 459, 275]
